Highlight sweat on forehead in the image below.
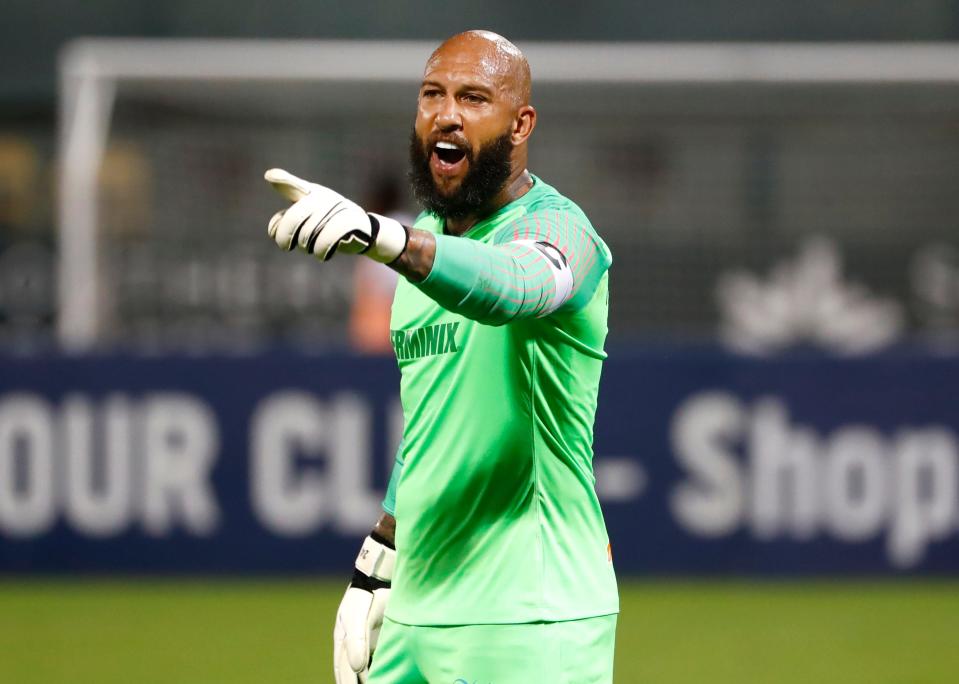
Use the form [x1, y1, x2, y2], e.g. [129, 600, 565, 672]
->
[425, 30, 531, 105]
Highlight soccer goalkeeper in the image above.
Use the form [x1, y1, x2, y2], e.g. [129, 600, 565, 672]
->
[265, 30, 618, 683]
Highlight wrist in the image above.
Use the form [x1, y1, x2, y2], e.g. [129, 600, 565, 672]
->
[389, 229, 436, 282]
[372, 513, 396, 547]
[366, 213, 409, 264]
[354, 534, 396, 582]
[349, 567, 390, 591]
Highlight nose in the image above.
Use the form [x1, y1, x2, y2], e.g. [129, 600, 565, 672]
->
[434, 98, 462, 132]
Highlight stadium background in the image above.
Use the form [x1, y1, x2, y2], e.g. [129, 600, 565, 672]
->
[3, 1, 959, 682]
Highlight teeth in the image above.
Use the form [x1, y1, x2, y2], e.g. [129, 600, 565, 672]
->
[435, 141, 460, 150]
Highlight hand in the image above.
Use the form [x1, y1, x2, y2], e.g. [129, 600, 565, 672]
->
[334, 534, 396, 684]
[264, 168, 408, 263]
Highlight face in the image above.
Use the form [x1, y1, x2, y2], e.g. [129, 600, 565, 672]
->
[409, 40, 527, 218]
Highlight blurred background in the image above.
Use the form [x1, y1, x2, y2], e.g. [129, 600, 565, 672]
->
[2, 1, 959, 682]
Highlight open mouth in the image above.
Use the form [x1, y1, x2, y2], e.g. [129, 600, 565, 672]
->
[432, 141, 468, 168]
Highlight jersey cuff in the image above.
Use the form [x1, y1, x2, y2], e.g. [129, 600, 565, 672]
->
[419, 232, 449, 288]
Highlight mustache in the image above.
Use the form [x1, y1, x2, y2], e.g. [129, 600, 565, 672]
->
[423, 133, 472, 161]
[425, 133, 470, 149]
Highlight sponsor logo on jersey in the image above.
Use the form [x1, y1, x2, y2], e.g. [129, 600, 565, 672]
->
[391, 322, 460, 360]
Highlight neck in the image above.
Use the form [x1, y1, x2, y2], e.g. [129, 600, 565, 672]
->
[444, 167, 533, 237]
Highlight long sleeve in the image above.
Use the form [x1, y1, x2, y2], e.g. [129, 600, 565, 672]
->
[413, 209, 611, 326]
[381, 442, 404, 516]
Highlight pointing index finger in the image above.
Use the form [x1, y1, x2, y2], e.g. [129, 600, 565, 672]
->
[264, 168, 313, 202]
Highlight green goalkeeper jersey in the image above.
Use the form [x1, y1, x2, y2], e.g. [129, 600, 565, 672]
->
[384, 176, 618, 625]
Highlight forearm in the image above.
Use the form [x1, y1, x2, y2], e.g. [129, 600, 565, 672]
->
[412, 234, 566, 324]
[389, 228, 436, 283]
[391, 228, 547, 323]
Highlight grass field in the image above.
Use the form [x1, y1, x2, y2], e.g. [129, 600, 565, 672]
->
[1, 579, 956, 683]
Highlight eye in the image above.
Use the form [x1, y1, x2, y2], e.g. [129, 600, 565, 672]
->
[463, 93, 486, 104]
[421, 88, 442, 99]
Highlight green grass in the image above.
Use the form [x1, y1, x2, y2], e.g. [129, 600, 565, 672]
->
[1, 579, 956, 683]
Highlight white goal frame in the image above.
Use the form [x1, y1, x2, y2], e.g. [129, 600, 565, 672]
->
[57, 39, 959, 351]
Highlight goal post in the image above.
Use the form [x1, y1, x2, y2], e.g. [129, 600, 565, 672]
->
[57, 40, 959, 352]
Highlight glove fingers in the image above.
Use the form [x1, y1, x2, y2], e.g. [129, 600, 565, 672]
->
[366, 588, 390, 654]
[276, 194, 342, 257]
[341, 588, 375, 672]
[264, 168, 373, 262]
[264, 168, 313, 202]
[273, 195, 319, 251]
[303, 201, 363, 261]
[334, 635, 360, 684]
[268, 210, 286, 241]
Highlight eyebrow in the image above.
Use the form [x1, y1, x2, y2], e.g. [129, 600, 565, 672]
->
[420, 80, 495, 96]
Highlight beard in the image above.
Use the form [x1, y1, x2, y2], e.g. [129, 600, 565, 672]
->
[408, 128, 514, 222]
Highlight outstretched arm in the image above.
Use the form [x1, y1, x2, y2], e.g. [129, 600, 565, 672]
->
[392, 212, 609, 325]
[264, 170, 609, 326]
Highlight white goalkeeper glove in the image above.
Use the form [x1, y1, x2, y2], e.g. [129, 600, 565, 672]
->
[334, 534, 396, 684]
[264, 168, 408, 263]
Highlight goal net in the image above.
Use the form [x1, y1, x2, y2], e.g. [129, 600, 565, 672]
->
[58, 41, 959, 353]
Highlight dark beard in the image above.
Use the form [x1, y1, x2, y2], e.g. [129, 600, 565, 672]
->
[408, 129, 514, 222]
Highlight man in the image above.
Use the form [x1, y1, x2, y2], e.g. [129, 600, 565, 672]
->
[265, 30, 618, 683]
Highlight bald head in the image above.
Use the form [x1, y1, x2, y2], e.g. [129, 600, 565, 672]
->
[426, 30, 531, 107]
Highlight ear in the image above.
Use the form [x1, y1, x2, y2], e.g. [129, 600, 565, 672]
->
[511, 105, 537, 145]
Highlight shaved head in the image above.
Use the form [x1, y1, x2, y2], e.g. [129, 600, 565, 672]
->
[426, 30, 531, 108]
